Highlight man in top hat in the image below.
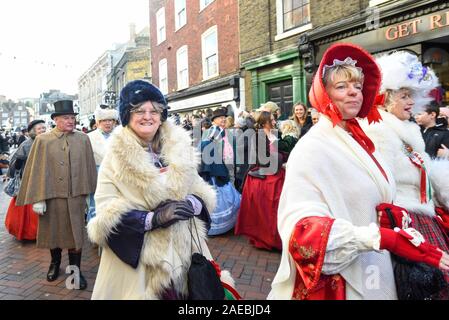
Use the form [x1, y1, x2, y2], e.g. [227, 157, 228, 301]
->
[86, 105, 119, 222]
[16, 100, 97, 290]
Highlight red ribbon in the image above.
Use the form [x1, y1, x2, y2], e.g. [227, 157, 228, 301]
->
[346, 119, 375, 154]
[222, 282, 243, 300]
[346, 119, 389, 182]
[408, 153, 427, 203]
[324, 103, 343, 126]
[374, 93, 386, 107]
[209, 260, 222, 278]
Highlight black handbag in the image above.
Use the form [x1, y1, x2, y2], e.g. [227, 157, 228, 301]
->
[187, 219, 224, 300]
[385, 208, 449, 300]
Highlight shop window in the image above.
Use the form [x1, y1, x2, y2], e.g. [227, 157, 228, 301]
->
[424, 47, 449, 106]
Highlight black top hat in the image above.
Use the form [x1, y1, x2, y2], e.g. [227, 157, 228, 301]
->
[51, 100, 78, 119]
[211, 107, 228, 121]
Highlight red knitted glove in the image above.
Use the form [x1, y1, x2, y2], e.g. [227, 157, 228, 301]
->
[379, 227, 443, 269]
[376, 203, 412, 229]
[435, 207, 449, 232]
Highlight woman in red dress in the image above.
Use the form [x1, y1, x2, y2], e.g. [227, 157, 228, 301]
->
[5, 120, 46, 240]
[235, 111, 284, 250]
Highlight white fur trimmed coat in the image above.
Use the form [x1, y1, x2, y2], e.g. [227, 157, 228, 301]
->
[269, 116, 397, 300]
[87, 121, 218, 300]
[362, 109, 449, 217]
[87, 128, 111, 166]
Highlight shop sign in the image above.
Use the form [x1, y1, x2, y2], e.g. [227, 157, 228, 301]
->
[168, 88, 234, 111]
[385, 10, 449, 41]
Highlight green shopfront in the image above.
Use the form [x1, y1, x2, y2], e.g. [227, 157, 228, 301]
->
[243, 48, 308, 118]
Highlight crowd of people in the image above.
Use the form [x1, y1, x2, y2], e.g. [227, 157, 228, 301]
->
[2, 42, 449, 300]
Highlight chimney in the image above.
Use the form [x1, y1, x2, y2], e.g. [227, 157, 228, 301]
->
[129, 23, 136, 46]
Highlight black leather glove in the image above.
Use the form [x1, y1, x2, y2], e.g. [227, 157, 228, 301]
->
[151, 200, 195, 230]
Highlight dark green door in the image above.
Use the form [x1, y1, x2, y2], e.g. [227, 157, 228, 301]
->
[267, 80, 293, 117]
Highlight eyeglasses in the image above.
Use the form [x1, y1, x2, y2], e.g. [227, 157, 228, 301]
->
[130, 108, 160, 117]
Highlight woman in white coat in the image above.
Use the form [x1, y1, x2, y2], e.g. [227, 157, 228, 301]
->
[362, 51, 449, 283]
[87, 80, 223, 299]
[268, 43, 449, 300]
[86, 105, 119, 222]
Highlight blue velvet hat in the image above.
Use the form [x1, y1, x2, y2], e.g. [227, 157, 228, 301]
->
[118, 80, 168, 126]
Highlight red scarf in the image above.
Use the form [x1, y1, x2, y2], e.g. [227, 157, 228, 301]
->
[346, 119, 375, 154]
[346, 119, 389, 183]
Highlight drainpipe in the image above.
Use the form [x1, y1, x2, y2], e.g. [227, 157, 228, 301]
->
[268, 0, 272, 52]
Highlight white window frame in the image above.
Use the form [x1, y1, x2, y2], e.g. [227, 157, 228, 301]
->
[275, 0, 312, 41]
[159, 59, 168, 95]
[175, 0, 187, 31]
[156, 7, 166, 45]
[176, 46, 189, 90]
[201, 26, 219, 80]
[369, 0, 391, 6]
[200, 0, 214, 12]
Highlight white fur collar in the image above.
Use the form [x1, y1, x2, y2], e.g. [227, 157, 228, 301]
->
[108, 120, 199, 193]
[378, 110, 425, 153]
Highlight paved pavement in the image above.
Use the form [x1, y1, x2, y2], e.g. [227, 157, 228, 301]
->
[0, 179, 281, 300]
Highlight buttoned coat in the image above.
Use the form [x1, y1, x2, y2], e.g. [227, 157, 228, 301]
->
[16, 128, 97, 249]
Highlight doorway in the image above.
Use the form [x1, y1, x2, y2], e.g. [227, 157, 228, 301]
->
[267, 80, 293, 117]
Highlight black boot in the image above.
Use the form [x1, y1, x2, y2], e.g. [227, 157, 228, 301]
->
[47, 248, 61, 282]
[68, 250, 87, 290]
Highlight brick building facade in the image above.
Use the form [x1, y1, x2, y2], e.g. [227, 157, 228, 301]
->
[150, 0, 241, 114]
[240, 0, 320, 116]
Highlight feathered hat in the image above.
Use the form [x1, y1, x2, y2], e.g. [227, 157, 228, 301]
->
[94, 105, 119, 121]
[413, 67, 440, 113]
[376, 51, 440, 113]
